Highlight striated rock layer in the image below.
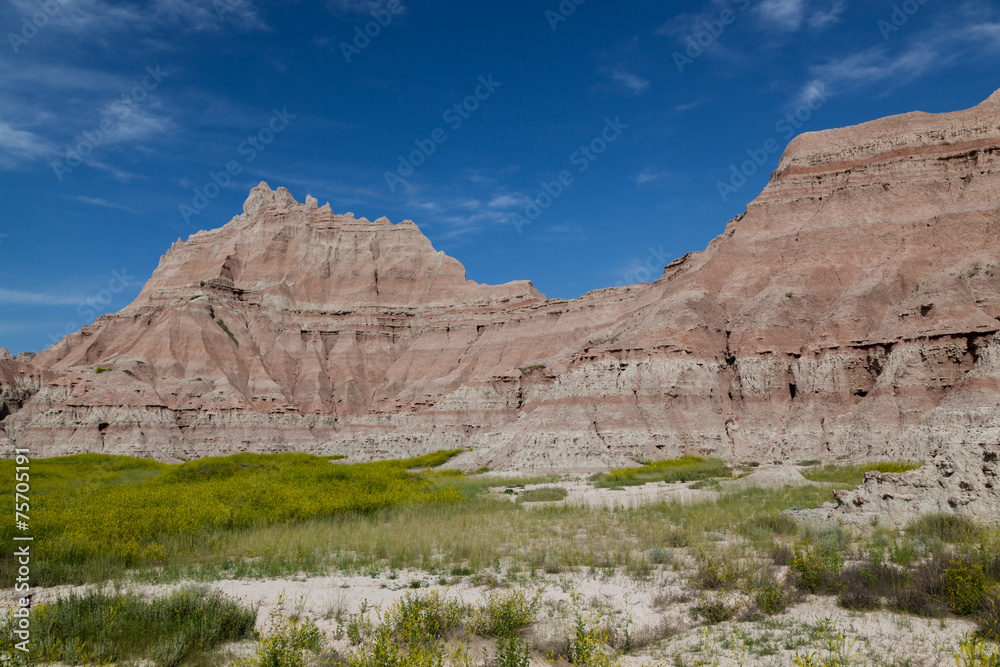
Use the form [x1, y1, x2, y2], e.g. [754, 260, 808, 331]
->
[4, 90, 1000, 517]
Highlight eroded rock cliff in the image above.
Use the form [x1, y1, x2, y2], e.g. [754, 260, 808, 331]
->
[3, 90, 1000, 517]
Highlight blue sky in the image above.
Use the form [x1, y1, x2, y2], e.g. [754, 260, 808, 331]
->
[1, 0, 999, 353]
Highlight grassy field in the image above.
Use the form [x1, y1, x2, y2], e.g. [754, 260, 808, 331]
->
[0, 451, 468, 586]
[590, 456, 731, 488]
[3, 452, 999, 666]
[800, 460, 923, 485]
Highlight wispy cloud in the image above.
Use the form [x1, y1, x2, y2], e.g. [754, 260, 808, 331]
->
[6, 0, 267, 35]
[0, 289, 86, 306]
[799, 14, 1000, 100]
[757, 0, 805, 30]
[74, 196, 135, 212]
[756, 0, 845, 31]
[634, 169, 667, 186]
[674, 98, 709, 113]
[0, 120, 55, 169]
[612, 70, 651, 95]
[808, 0, 846, 29]
[487, 193, 529, 209]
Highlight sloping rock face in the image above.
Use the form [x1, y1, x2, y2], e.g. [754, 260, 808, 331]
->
[3, 91, 1000, 516]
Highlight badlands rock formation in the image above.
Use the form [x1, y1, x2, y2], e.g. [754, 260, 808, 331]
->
[3, 90, 1000, 516]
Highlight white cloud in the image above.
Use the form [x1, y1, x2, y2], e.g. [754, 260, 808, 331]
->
[97, 103, 176, 144]
[756, 0, 845, 31]
[612, 70, 651, 95]
[487, 194, 529, 209]
[7, 0, 266, 35]
[800, 16, 1000, 100]
[757, 0, 805, 30]
[674, 98, 709, 113]
[0, 120, 55, 169]
[808, 0, 846, 29]
[634, 169, 667, 186]
[0, 289, 86, 306]
[74, 196, 134, 212]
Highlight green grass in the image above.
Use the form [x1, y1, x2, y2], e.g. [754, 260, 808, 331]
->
[590, 456, 731, 488]
[516, 487, 568, 503]
[0, 450, 464, 586]
[517, 364, 546, 373]
[905, 513, 984, 544]
[801, 460, 923, 486]
[0, 586, 255, 665]
[215, 318, 239, 346]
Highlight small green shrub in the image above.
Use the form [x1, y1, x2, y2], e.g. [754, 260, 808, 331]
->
[472, 587, 541, 638]
[517, 364, 546, 373]
[390, 590, 466, 643]
[890, 537, 923, 566]
[944, 558, 993, 616]
[754, 579, 793, 615]
[491, 635, 532, 667]
[693, 559, 741, 591]
[647, 546, 672, 565]
[564, 604, 622, 667]
[95, 366, 112, 373]
[693, 592, 739, 625]
[236, 595, 322, 667]
[790, 545, 843, 594]
[979, 591, 1000, 642]
[955, 633, 1000, 667]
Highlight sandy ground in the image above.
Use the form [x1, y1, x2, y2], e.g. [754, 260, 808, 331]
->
[10, 563, 979, 666]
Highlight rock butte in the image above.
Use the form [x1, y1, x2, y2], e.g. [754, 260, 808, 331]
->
[4, 90, 1000, 520]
